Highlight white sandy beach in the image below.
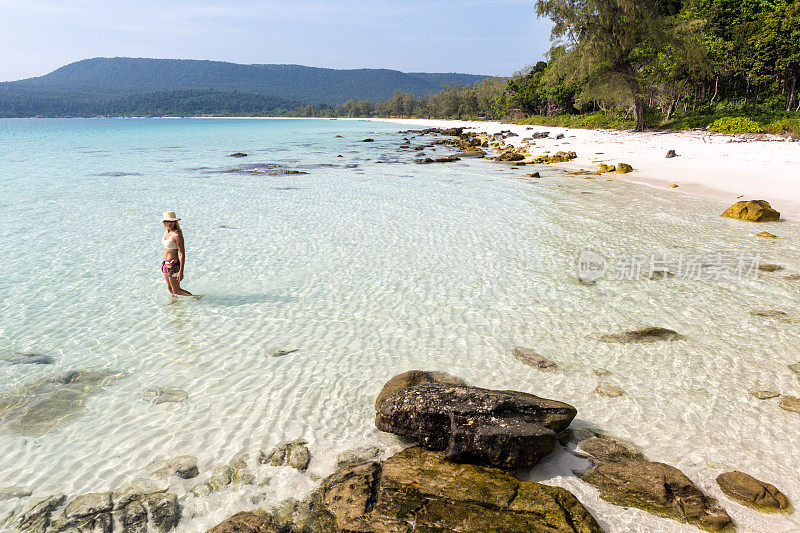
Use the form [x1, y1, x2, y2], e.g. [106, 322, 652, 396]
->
[367, 118, 800, 221]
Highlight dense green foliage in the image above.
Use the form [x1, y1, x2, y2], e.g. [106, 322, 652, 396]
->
[279, 78, 509, 119]
[503, 0, 800, 133]
[0, 57, 487, 116]
[0, 88, 297, 117]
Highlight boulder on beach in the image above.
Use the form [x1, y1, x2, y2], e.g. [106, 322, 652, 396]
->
[271, 446, 603, 533]
[360, 138, 374, 142]
[666, 150, 678, 158]
[721, 200, 781, 222]
[375, 381, 576, 468]
[716, 471, 790, 512]
[576, 436, 732, 531]
[531, 151, 576, 164]
[228, 153, 247, 157]
[598, 327, 683, 344]
[757, 231, 777, 238]
[374, 369, 466, 410]
[615, 163, 634, 174]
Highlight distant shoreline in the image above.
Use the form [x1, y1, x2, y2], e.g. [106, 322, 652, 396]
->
[4, 115, 798, 221]
[364, 117, 800, 222]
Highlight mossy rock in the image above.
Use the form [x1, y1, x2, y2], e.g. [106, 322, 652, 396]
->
[716, 471, 790, 512]
[721, 200, 780, 222]
[279, 447, 603, 532]
[615, 163, 634, 174]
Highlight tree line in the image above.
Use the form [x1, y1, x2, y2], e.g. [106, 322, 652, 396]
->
[285, 0, 800, 134]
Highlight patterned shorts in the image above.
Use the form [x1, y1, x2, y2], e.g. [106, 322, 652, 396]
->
[161, 259, 180, 277]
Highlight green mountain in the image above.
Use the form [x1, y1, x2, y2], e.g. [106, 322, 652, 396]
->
[0, 57, 488, 117]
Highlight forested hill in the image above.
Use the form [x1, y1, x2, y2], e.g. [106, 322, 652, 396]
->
[0, 57, 487, 117]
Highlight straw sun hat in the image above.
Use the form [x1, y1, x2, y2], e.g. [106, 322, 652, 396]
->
[161, 211, 181, 222]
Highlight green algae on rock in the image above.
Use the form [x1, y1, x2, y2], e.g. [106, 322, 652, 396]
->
[575, 435, 732, 531]
[269, 446, 603, 533]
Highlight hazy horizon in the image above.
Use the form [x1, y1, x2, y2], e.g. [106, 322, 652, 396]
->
[0, 0, 552, 83]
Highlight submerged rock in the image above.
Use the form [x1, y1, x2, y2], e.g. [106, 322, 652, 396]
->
[44, 481, 179, 533]
[0, 486, 31, 501]
[279, 446, 602, 533]
[721, 200, 781, 222]
[207, 511, 279, 533]
[269, 348, 299, 358]
[147, 455, 199, 479]
[1, 353, 54, 365]
[16, 494, 66, 532]
[593, 382, 625, 398]
[576, 436, 732, 531]
[598, 327, 683, 344]
[750, 390, 780, 400]
[374, 370, 466, 410]
[512, 346, 557, 369]
[375, 382, 576, 468]
[0, 370, 122, 436]
[716, 471, 790, 512]
[335, 445, 382, 470]
[779, 396, 800, 413]
[751, 310, 789, 319]
[360, 138, 374, 142]
[259, 439, 310, 471]
[143, 386, 188, 404]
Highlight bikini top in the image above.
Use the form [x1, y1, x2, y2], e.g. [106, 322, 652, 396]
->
[163, 235, 178, 250]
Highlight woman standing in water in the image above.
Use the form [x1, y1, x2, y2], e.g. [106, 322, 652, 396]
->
[161, 211, 193, 296]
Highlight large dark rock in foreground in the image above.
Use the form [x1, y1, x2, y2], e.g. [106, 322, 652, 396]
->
[374, 370, 466, 410]
[575, 436, 732, 531]
[272, 446, 603, 533]
[375, 382, 576, 468]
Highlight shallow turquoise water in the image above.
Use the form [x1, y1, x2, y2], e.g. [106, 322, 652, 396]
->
[1, 118, 799, 532]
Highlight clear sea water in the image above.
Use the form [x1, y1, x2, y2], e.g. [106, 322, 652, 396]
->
[0, 118, 799, 532]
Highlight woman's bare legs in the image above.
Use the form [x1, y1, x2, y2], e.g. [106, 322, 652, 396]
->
[168, 275, 193, 296]
[164, 273, 177, 295]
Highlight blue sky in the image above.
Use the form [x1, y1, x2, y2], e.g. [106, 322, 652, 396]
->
[0, 0, 553, 81]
